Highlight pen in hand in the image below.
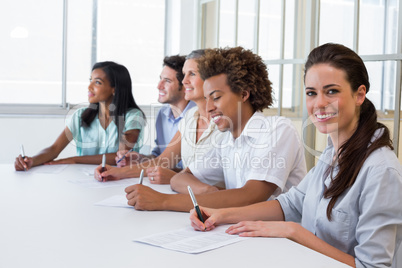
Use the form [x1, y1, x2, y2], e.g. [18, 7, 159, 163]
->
[116, 148, 134, 164]
[138, 169, 144, 185]
[20, 144, 27, 171]
[188, 186, 205, 227]
[100, 154, 106, 182]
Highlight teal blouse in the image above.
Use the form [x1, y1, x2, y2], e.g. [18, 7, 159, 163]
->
[66, 107, 144, 156]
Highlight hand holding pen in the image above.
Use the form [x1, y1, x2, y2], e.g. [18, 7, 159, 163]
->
[188, 186, 207, 230]
[115, 148, 137, 167]
[14, 145, 33, 171]
[100, 154, 106, 182]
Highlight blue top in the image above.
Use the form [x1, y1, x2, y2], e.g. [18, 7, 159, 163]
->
[151, 101, 196, 168]
[277, 129, 402, 268]
[66, 107, 144, 156]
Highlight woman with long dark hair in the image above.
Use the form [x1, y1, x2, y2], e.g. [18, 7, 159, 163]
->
[189, 43, 402, 267]
[15, 61, 145, 170]
[95, 50, 226, 185]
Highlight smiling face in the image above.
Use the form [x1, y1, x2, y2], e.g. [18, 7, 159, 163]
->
[182, 59, 205, 102]
[204, 73, 246, 135]
[88, 68, 115, 105]
[157, 66, 184, 105]
[305, 63, 366, 145]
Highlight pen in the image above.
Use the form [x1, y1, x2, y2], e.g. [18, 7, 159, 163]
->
[100, 154, 106, 182]
[187, 186, 205, 224]
[138, 169, 144, 185]
[116, 148, 134, 164]
[20, 144, 27, 171]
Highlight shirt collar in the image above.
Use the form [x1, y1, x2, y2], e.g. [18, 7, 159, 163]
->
[227, 111, 265, 145]
[163, 101, 195, 122]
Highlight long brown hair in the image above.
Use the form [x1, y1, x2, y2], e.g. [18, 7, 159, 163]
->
[304, 43, 393, 220]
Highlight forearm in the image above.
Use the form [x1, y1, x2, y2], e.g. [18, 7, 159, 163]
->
[218, 200, 285, 224]
[291, 224, 355, 267]
[32, 147, 61, 166]
[69, 153, 117, 165]
[170, 171, 217, 194]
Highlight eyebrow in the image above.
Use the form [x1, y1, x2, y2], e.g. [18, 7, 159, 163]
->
[209, 90, 222, 96]
[305, 84, 340, 90]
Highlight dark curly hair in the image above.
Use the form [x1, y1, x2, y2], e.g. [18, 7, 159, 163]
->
[197, 46, 273, 112]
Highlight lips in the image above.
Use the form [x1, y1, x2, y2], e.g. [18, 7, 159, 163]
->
[159, 92, 166, 96]
[211, 114, 223, 124]
[185, 88, 194, 91]
[315, 112, 337, 121]
[88, 92, 94, 97]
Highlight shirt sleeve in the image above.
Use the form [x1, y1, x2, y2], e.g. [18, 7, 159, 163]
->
[66, 107, 85, 138]
[188, 147, 225, 188]
[276, 167, 315, 223]
[151, 109, 163, 157]
[246, 117, 305, 194]
[123, 109, 144, 132]
[354, 166, 402, 268]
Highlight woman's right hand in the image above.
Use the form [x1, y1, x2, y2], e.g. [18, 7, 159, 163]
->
[115, 150, 141, 167]
[190, 206, 221, 231]
[14, 155, 33, 171]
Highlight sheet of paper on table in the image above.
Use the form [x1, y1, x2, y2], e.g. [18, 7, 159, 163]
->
[134, 225, 249, 254]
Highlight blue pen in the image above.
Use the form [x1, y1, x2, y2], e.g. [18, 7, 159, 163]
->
[116, 148, 134, 164]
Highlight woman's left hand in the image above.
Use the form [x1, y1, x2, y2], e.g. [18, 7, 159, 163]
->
[146, 166, 177, 184]
[226, 221, 296, 239]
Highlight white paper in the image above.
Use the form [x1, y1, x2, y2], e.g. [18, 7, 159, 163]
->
[69, 177, 139, 188]
[134, 226, 249, 254]
[80, 167, 94, 176]
[30, 164, 68, 174]
[94, 195, 131, 208]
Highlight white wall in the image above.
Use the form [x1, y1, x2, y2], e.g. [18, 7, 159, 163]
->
[0, 113, 156, 164]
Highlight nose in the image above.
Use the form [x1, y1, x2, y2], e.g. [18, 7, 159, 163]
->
[315, 92, 327, 109]
[157, 80, 163, 90]
[182, 74, 189, 86]
[206, 97, 216, 113]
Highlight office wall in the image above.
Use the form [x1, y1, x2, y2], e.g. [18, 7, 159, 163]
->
[0, 115, 156, 164]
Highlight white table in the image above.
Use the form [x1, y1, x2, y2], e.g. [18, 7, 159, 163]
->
[0, 164, 350, 268]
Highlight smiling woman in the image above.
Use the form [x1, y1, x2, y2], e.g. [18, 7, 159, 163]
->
[14, 61, 146, 171]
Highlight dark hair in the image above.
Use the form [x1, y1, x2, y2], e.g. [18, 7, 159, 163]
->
[163, 55, 186, 88]
[197, 46, 273, 112]
[304, 43, 393, 220]
[81, 61, 145, 142]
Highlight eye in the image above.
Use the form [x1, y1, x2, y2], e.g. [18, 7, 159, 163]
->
[328, 89, 339, 94]
[306, 91, 316, 96]
[95, 81, 101, 85]
[213, 96, 221, 101]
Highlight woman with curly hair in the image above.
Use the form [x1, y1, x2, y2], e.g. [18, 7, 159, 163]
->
[190, 43, 402, 268]
[115, 46, 306, 212]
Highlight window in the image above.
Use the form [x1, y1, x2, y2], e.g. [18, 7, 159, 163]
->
[197, 0, 402, 166]
[0, 0, 165, 110]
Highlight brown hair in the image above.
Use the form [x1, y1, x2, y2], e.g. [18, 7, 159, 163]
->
[197, 46, 273, 112]
[304, 43, 393, 220]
